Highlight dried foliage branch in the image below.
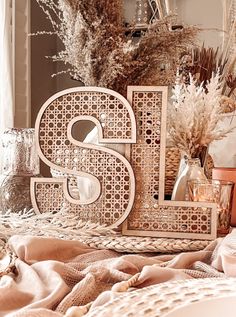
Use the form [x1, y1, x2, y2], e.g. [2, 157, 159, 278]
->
[225, 72, 236, 97]
[179, 45, 228, 87]
[168, 72, 233, 159]
[35, 0, 199, 95]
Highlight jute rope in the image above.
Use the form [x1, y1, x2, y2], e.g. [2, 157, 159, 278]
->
[77, 234, 211, 253]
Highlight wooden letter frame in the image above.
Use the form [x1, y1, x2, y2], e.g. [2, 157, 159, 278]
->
[122, 86, 217, 240]
[31, 87, 137, 228]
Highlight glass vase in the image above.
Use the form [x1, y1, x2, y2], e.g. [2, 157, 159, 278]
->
[188, 179, 234, 236]
[212, 167, 236, 226]
[0, 128, 40, 213]
[171, 157, 207, 201]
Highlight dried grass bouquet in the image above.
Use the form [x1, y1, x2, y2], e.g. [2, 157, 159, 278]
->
[168, 71, 233, 160]
[179, 45, 236, 113]
[35, 0, 199, 95]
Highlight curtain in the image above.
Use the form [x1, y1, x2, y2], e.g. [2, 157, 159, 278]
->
[0, 0, 14, 136]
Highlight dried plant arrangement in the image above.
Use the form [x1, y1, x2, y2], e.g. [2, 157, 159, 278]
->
[168, 71, 233, 159]
[179, 45, 236, 113]
[0, 208, 117, 242]
[179, 46, 228, 87]
[35, 0, 199, 95]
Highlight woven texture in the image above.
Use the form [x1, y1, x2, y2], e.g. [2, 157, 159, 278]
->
[86, 277, 236, 317]
[165, 147, 180, 195]
[124, 87, 216, 240]
[33, 88, 136, 227]
[76, 234, 211, 253]
[2, 230, 236, 317]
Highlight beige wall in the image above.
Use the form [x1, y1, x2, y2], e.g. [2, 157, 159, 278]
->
[30, 0, 79, 127]
[14, 0, 31, 128]
[176, 0, 223, 49]
[31, 0, 57, 126]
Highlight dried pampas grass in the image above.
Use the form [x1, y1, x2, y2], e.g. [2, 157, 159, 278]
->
[0, 208, 117, 242]
[179, 45, 236, 114]
[168, 71, 233, 159]
[35, 0, 199, 95]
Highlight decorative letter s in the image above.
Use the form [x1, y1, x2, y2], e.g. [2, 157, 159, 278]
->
[31, 87, 136, 228]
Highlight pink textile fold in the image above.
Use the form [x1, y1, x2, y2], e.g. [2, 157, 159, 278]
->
[0, 230, 235, 317]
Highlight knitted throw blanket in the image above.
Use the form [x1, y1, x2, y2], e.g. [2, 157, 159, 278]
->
[1, 230, 236, 317]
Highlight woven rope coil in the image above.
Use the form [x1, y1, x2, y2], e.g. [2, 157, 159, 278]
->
[77, 234, 211, 253]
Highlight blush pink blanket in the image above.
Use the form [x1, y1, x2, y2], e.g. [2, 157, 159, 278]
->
[1, 230, 236, 317]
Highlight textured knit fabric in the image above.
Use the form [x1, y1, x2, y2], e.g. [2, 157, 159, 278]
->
[1, 230, 236, 317]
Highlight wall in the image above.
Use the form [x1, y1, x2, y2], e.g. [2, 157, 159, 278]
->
[14, 0, 31, 128]
[176, 0, 223, 49]
[31, 0, 57, 126]
[31, 0, 79, 127]
[31, 1, 80, 127]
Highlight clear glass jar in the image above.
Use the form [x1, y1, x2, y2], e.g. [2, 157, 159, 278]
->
[171, 157, 207, 201]
[0, 128, 40, 213]
[188, 179, 234, 236]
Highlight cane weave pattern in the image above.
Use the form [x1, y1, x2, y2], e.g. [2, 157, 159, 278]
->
[35, 182, 65, 213]
[165, 147, 180, 195]
[123, 87, 216, 239]
[33, 89, 135, 227]
[129, 90, 161, 209]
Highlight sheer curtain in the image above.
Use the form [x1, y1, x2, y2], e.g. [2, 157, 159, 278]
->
[0, 0, 14, 136]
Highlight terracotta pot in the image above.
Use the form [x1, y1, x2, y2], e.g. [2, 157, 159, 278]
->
[212, 168, 236, 226]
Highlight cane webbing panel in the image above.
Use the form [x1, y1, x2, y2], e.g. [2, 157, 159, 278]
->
[32, 88, 136, 227]
[123, 86, 217, 240]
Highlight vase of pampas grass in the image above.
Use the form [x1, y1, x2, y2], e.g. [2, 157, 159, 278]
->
[169, 71, 234, 201]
